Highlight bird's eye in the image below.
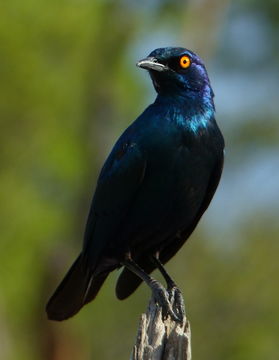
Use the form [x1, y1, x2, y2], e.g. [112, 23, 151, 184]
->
[179, 55, 191, 69]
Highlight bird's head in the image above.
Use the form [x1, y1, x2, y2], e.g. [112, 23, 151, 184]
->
[137, 47, 213, 101]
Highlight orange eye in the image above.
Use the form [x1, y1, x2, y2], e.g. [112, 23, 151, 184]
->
[179, 55, 191, 69]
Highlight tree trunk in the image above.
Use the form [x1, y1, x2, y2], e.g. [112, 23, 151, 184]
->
[130, 296, 191, 360]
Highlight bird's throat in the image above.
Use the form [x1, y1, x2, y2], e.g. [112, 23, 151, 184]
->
[155, 89, 215, 135]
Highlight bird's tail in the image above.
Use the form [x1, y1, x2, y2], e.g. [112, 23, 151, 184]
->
[46, 254, 109, 321]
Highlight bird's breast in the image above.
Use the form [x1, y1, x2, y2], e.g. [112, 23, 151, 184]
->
[113, 104, 223, 243]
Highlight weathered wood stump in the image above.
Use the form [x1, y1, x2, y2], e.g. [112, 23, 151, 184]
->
[131, 296, 191, 360]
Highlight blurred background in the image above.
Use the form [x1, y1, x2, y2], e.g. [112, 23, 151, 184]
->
[1, 0, 279, 359]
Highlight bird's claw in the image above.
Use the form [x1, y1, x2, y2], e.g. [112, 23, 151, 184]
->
[167, 286, 185, 323]
[152, 283, 181, 322]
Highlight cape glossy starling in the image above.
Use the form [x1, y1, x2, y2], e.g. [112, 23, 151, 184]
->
[46, 47, 225, 321]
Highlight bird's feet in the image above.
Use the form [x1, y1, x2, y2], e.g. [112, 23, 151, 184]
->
[151, 280, 181, 322]
[167, 285, 185, 323]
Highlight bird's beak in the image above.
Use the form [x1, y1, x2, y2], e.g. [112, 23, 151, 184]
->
[136, 57, 167, 72]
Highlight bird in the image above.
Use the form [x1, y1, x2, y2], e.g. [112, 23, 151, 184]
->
[46, 47, 225, 321]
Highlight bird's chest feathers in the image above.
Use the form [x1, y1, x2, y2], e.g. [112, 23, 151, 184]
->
[175, 106, 214, 137]
[162, 105, 215, 154]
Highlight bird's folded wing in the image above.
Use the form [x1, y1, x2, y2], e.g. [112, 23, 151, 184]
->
[82, 140, 147, 268]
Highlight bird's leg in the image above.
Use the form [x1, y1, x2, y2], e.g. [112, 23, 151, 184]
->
[151, 252, 176, 290]
[122, 255, 180, 322]
[151, 253, 185, 321]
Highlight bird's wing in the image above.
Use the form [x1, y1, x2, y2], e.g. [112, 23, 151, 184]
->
[82, 139, 147, 270]
[46, 135, 146, 321]
[115, 153, 224, 299]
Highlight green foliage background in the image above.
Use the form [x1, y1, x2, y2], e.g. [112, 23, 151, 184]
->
[0, 1, 278, 359]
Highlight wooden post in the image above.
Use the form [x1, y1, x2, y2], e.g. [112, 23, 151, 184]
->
[131, 296, 191, 360]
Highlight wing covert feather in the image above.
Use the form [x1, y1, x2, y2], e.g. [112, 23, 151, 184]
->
[82, 141, 146, 268]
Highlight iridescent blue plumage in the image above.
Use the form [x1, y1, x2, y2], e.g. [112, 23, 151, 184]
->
[46, 47, 224, 321]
